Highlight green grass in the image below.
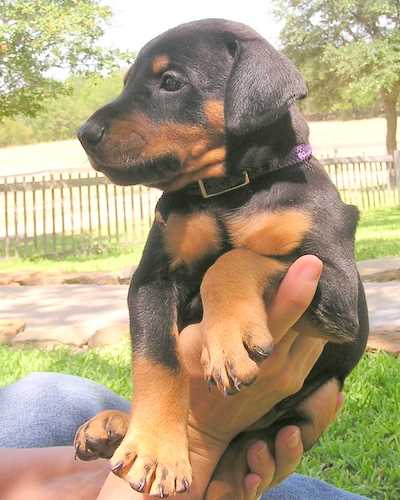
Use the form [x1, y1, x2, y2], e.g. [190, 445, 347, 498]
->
[298, 353, 400, 499]
[355, 207, 400, 261]
[0, 343, 132, 399]
[0, 244, 145, 273]
[0, 345, 398, 499]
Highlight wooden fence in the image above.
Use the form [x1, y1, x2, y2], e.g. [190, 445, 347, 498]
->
[1, 153, 399, 259]
[0, 171, 159, 258]
[321, 153, 400, 210]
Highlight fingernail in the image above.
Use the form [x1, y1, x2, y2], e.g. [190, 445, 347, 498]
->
[254, 441, 267, 460]
[287, 429, 300, 449]
[111, 461, 123, 475]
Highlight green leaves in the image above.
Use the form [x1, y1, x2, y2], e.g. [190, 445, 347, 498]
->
[275, 0, 400, 105]
[274, 0, 400, 151]
[0, 0, 131, 119]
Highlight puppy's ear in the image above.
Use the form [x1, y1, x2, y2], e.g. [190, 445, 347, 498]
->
[224, 37, 307, 135]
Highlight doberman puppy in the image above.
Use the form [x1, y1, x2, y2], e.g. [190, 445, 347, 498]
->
[74, 18, 369, 498]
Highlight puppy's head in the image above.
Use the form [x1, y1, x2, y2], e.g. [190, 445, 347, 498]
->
[78, 19, 307, 191]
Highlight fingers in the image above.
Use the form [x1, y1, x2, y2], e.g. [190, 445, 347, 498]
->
[272, 426, 303, 487]
[244, 441, 274, 499]
[244, 441, 275, 500]
[268, 255, 323, 343]
[244, 388, 345, 499]
[298, 379, 343, 436]
[244, 428, 304, 499]
[178, 323, 204, 376]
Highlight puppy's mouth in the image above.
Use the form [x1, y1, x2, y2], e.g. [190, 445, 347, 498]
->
[88, 155, 182, 188]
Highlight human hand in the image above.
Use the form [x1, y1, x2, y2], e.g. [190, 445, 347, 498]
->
[96, 255, 328, 500]
[180, 255, 327, 451]
[242, 384, 344, 499]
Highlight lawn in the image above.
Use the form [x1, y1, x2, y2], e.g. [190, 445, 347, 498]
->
[0, 243, 145, 273]
[0, 344, 398, 499]
[355, 207, 400, 261]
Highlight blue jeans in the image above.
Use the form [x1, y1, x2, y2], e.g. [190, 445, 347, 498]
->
[0, 372, 369, 499]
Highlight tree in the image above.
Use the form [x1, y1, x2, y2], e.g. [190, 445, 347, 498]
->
[0, 72, 124, 146]
[274, 0, 400, 154]
[0, 0, 130, 120]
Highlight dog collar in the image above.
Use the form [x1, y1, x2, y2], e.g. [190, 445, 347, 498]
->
[184, 143, 312, 199]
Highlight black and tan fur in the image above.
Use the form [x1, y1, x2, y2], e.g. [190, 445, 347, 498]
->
[74, 19, 369, 498]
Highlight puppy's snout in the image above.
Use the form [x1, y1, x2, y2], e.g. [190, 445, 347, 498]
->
[78, 120, 106, 149]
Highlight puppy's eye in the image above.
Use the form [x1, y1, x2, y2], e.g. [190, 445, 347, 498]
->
[160, 73, 184, 92]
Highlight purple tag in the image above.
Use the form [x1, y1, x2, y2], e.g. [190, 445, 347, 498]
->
[296, 144, 312, 161]
[277, 143, 312, 169]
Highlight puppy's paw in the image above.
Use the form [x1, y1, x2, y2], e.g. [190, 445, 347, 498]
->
[201, 319, 273, 395]
[74, 410, 129, 461]
[110, 429, 192, 497]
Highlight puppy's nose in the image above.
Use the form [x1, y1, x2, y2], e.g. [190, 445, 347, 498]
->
[78, 120, 105, 148]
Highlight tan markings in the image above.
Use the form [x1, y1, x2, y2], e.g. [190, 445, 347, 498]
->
[141, 119, 215, 164]
[100, 112, 226, 190]
[74, 410, 129, 461]
[200, 249, 287, 394]
[227, 209, 312, 256]
[153, 162, 226, 192]
[186, 146, 226, 172]
[155, 209, 166, 226]
[151, 54, 170, 74]
[164, 212, 221, 270]
[84, 410, 128, 438]
[203, 99, 225, 132]
[201, 249, 287, 335]
[191, 140, 210, 158]
[111, 355, 191, 495]
[110, 113, 222, 165]
[130, 355, 187, 422]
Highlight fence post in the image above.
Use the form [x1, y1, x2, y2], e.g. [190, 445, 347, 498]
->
[394, 150, 400, 205]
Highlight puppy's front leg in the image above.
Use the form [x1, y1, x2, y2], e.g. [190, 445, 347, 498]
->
[201, 249, 287, 395]
[111, 231, 191, 497]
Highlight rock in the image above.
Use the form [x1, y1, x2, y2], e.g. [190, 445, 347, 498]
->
[12, 326, 92, 348]
[362, 269, 400, 283]
[11, 271, 47, 286]
[0, 320, 26, 343]
[0, 271, 123, 286]
[367, 327, 400, 356]
[62, 273, 119, 285]
[88, 323, 130, 347]
[358, 257, 400, 282]
[117, 267, 136, 285]
[0, 276, 13, 286]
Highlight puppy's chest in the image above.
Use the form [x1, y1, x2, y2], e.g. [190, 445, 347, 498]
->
[158, 207, 311, 271]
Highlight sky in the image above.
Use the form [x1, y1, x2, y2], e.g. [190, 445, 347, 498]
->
[101, 0, 282, 53]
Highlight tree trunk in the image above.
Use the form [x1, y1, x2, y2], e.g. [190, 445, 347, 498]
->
[382, 87, 399, 188]
[382, 87, 399, 156]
